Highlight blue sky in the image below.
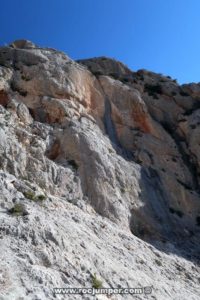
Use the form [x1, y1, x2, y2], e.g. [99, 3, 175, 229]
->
[0, 0, 199, 84]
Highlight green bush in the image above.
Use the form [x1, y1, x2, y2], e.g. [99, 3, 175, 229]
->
[93, 71, 103, 76]
[121, 77, 129, 83]
[24, 191, 46, 202]
[24, 191, 35, 200]
[109, 73, 119, 80]
[155, 259, 162, 267]
[21, 74, 30, 81]
[120, 187, 126, 194]
[37, 194, 46, 201]
[91, 273, 103, 289]
[144, 84, 162, 96]
[8, 203, 28, 216]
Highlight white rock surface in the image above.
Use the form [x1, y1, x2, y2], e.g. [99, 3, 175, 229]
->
[0, 40, 199, 300]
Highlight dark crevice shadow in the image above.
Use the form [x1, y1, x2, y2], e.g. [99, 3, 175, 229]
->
[161, 121, 200, 193]
[146, 234, 200, 266]
[130, 166, 200, 266]
[94, 74, 200, 265]
[103, 95, 133, 160]
[96, 75, 134, 161]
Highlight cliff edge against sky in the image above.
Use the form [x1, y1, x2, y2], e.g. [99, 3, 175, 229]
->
[0, 40, 199, 300]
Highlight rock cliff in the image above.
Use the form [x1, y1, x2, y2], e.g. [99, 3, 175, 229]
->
[0, 40, 199, 300]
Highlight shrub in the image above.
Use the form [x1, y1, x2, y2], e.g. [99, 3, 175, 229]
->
[24, 191, 46, 202]
[24, 191, 35, 200]
[93, 71, 103, 76]
[120, 187, 126, 194]
[8, 203, 28, 216]
[155, 259, 162, 266]
[37, 194, 46, 201]
[144, 84, 162, 99]
[21, 75, 30, 81]
[121, 77, 129, 83]
[109, 73, 119, 80]
[144, 83, 162, 94]
[91, 273, 103, 289]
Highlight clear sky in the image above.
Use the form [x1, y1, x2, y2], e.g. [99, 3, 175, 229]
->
[0, 0, 199, 84]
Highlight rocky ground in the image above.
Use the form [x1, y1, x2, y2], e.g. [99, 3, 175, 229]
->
[0, 40, 199, 299]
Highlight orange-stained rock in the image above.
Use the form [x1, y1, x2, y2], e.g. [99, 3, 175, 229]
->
[0, 90, 9, 107]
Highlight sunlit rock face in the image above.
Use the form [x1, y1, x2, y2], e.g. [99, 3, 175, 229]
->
[0, 40, 199, 300]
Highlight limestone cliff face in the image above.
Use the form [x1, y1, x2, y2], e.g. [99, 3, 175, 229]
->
[0, 40, 199, 300]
